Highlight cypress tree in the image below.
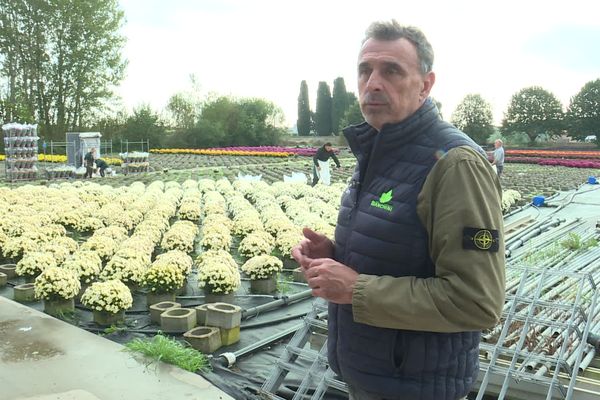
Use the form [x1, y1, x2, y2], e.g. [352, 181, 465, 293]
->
[331, 77, 348, 134]
[296, 80, 311, 136]
[315, 81, 332, 136]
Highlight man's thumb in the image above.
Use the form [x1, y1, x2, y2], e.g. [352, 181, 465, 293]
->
[303, 227, 324, 242]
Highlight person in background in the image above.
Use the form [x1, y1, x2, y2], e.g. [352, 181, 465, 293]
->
[94, 158, 108, 177]
[491, 139, 505, 177]
[311, 142, 341, 186]
[292, 20, 505, 400]
[84, 148, 96, 178]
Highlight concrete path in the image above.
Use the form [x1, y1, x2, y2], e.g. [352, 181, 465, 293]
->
[0, 297, 233, 400]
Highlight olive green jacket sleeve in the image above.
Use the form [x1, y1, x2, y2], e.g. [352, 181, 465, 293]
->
[352, 146, 505, 332]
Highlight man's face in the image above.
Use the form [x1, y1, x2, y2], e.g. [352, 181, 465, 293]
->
[357, 38, 435, 131]
[495, 141, 501, 149]
[324, 145, 332, 152]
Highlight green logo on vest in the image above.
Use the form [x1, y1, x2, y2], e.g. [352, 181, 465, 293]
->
[371, 189, 393, 212]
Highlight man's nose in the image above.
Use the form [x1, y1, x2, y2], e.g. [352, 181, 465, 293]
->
[365, 70, 383, 91]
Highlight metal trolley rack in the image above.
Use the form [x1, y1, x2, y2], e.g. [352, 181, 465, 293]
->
[2, 123, 39, 182]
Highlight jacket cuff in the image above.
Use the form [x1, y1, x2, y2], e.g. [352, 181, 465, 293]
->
[352, 274, 375, 323]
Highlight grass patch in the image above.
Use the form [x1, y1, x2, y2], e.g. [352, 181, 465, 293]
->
[124, 333, 211, 372]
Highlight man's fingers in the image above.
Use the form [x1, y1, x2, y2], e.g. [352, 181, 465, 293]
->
[302, 227, 325, 243]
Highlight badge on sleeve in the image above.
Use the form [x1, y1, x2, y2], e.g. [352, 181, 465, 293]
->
[463, 227, 499, 252]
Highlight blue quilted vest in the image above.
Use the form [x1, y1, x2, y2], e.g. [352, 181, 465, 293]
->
[330, 100, 485, 400]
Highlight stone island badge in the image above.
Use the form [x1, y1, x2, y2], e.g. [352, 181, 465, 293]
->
[463, 227, 499, 252]
[370, 189, 393, 212]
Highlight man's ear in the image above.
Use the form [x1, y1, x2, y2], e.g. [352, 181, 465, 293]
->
[420, 71, 435, 99]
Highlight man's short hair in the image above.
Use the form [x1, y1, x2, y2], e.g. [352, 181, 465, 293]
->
[363, 20, 434, 75]
[324, 142, 332, 147]
[496, 139, 503, 145]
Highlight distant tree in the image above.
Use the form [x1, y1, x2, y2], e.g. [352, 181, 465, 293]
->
[331, 77, 349, 134]
[340, 93, 363, 128]
[565, 78, 600, 141]
[0, 0, 127, 139]
[167, 93, 198, 130]
[193, 95, 286, 147]
[296, 80, 311, 136]
[450, 94, 495, 144]
[315, 81, 332, 136]
[502, 86, 564, 144]
[121, 104, 165, 147]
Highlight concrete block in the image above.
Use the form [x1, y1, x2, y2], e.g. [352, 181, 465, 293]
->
[0, 272, 7, 287]
[194, 304, 211, 326]
[0, 264, 17, 279]
[149, 301, 181, 324]
[14, 283, 36, 302]
[160, 308, 197, 333]
[183, 326, 222, 354]
[205, 302, 241, 329]
[219, 326, 240, 346]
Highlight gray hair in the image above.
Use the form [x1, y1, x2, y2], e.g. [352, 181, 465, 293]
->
[363, 20, 434, 75]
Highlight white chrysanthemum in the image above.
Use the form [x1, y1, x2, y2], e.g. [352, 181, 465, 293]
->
[241, 255, 283, 280]
[34, 267, 80, 300]
[238, 231, 275, 258]
[142, 262, 185, 294]
[81, 280, 133, 314]
[197, 258, 240, 294]
[16, 251, 57, 277]
[63, 250, 103, 284]
[154, 250, 193, 276]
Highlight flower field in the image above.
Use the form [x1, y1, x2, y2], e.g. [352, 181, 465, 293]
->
[0, 178, 345, 313]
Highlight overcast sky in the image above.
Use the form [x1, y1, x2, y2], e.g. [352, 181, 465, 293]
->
[116, 0, 600, 127]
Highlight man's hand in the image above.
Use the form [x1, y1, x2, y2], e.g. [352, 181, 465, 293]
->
[291, 227, 334, 268]
[303, 258, 358, 304]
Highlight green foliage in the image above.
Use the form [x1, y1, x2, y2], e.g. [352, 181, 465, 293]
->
[502, 86, 564, 144]
[560, 233, 598, 251]
[297, 80, 311, 136]
[566, 79, 600, 141]
[277, 273, 293, 295]
[102, 325, 128, 335]
[121, 104, 165, 146]
[125, 333, 211, 372]
[331, 77, 349, 135]
[450, 94, 495, 144]
[188, 95, 286, 147]
[167, 93, 198, 130]
[522, 243, 562, 265]
[339, 93, 363, 128]
[315, 81, 332, 136]
[0, 0, 127, 138]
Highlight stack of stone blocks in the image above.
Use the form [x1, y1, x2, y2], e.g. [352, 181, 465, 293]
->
[150, 300, 242, 354]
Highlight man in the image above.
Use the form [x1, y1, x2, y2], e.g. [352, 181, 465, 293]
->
[292, 21, 504, 400]
[311, 142, 341, 186]
[491, 139, 505, 177]
[94, 158, 108, 177]
[83, 147, 96, 178]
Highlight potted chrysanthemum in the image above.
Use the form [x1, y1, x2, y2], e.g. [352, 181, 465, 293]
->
[34, 267, 81, 316]
[80, 280, 133, 326]
[142, 262, 185, 307]
[15, 251, 57, 282]
[197, 252, 240, 304]
[238, 231, 275, 259]
[241, 255, 283, 294]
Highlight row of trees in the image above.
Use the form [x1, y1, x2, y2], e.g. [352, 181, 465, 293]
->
[0, 0, 127, 139]
[0, 1, 286, 149]
[451, 79, 600, 145]
[297, 78, 363, 136]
